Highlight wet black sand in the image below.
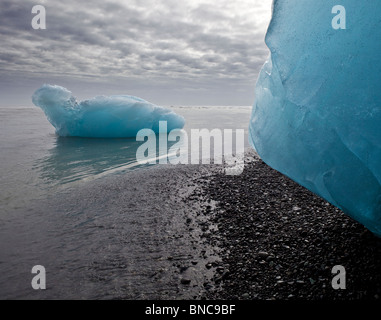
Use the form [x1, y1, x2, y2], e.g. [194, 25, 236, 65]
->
[0, 162, 222, 300]
[190, 151, 381, 300]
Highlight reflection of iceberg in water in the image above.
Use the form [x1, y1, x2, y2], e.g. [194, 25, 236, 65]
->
[35, 133, 186, 185]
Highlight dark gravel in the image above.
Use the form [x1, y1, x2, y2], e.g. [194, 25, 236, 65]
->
[191, 152, 381, 300]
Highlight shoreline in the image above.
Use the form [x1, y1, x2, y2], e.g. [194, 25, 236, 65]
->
[1, 150, 380, 300]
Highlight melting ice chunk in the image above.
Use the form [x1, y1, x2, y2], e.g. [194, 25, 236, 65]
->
[249, 1, 381, 236]
[32, 84, 185, 138]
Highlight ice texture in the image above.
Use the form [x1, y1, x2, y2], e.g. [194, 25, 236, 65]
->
[249, 1, 381, 236]
[32, 85, 185, 138]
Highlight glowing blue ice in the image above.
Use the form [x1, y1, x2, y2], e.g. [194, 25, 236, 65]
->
[250, 1, 381, 236]
[32, 84, 185, 138]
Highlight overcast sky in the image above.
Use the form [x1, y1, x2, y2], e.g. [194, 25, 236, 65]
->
[0, 0, 272, 107]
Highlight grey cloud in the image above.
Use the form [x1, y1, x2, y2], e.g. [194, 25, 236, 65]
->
[0, 0, 272, 106]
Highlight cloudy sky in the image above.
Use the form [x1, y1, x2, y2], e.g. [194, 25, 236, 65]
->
[0, 0, 272, 107]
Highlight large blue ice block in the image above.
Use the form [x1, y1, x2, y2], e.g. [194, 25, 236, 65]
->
[249, 0, 381, 236]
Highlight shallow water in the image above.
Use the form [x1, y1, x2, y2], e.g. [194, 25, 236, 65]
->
[0, 106, 251, 215]
[0, 106, 251, 299]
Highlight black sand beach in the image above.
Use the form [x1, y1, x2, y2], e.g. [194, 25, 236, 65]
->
[189, 151, 381, 300]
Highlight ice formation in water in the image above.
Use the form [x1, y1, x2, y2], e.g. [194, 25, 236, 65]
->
[249, 1, 381, 236]
[32, 85, 185, 138]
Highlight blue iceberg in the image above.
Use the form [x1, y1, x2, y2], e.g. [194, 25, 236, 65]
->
[250, 0, 381, 236]
[32, 85, 185, 138]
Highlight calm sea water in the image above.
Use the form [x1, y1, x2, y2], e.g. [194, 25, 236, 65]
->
[0, 106, 251, 299]
[0, 106, 251, 216]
